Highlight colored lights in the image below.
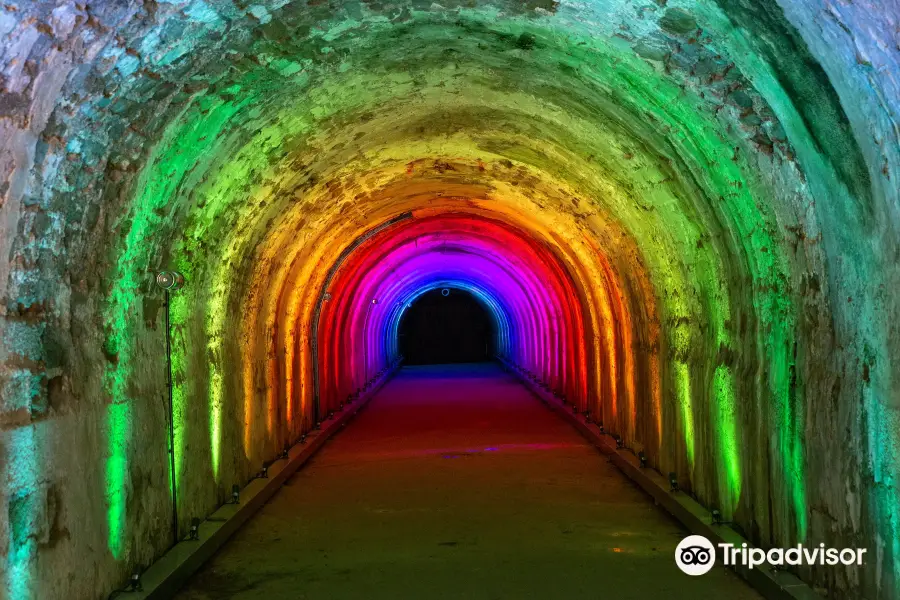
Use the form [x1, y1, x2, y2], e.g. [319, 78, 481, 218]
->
[674, 362, 696, 470]
[315, 215, 593, 424]
[5, 427, 38, 600]
[106, 403, 130, 560]
[3, 3, 888, 597]
[713, 366, 741, 516]
[0, 1, 896, 598]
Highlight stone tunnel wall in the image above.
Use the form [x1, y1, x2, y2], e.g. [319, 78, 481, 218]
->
[0, 2, 897, 599]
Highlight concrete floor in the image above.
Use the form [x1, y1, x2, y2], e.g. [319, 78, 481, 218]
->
[176, 363, 761, 600]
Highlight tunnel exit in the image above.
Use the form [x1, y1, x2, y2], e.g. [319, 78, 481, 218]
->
[398, 288, 494, 365]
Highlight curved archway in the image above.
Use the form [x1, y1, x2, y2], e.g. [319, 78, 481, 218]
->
[0, 3, 897, 599]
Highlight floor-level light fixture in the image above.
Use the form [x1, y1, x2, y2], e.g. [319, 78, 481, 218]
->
[189, 518, 200, 541]
[130, 571, 143, 592]
[669, 472, 679, 492]
[156, 270, 184, 547]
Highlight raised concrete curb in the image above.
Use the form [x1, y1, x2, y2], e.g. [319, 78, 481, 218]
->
[123, 367, 400, 600]
[497, 357, 821, 600]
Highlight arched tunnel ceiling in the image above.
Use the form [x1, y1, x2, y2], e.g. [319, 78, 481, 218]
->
[0, 2, 898, 599]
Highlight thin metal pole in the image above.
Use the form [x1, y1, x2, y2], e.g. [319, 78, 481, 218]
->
[310, 212, 413, 423]
[164, 289, 178, 546]
[363, 300, 374, 382]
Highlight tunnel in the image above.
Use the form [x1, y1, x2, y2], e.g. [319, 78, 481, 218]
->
[0, 1, 898, 599]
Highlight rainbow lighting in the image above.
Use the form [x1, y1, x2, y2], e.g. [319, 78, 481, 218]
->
[0, 2, 897, 599]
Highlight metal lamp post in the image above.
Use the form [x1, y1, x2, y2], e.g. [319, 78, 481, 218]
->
[156, 270, 184, 546]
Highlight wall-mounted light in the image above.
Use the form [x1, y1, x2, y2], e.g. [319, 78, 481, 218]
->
[155, 271, 184, 291]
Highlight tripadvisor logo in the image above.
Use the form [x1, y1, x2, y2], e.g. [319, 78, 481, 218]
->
[675, 534, 868, 575]
[676, 535, 716, 576]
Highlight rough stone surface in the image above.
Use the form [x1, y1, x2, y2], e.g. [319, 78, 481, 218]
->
[0, 2, 896, 599]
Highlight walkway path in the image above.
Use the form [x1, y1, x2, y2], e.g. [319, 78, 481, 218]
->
[177, 363, 759, 600]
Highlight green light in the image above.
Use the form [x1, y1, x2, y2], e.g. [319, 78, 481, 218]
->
[106, 403, 130, 559]
[674, 361, 695, 468]
[209, 369, 223, 480]
[168, 290, 190, 489]
[713, 365, 741, 513]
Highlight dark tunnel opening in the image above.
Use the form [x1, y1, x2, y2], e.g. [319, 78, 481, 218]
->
[398, 288, 494, 365]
